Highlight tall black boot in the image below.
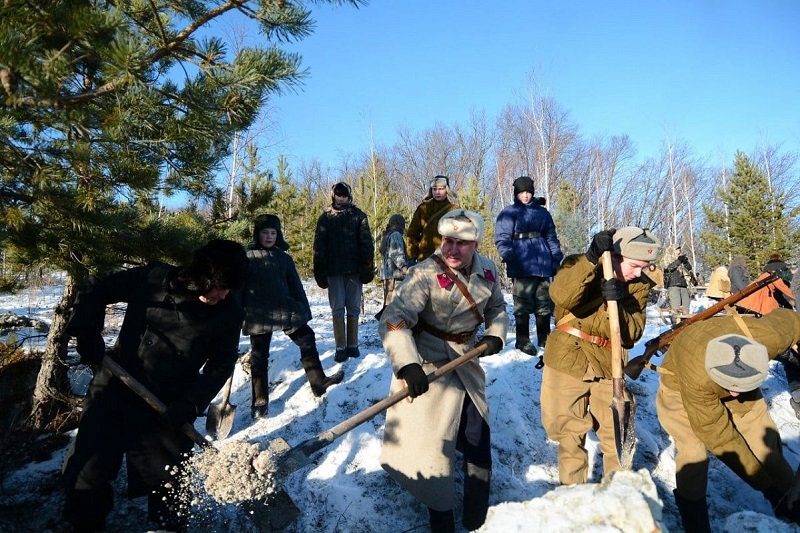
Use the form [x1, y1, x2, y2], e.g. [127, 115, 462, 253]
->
[462, 463, 491, 531]
[428, 507, 455, 533]
[514, 314, 536, 355]
[535, 314, 552, 355]
[346, 315, 360, 359]
[673, 489, 711, 533]
[301, 349, 344, 397]
[251, 374, 268, 419]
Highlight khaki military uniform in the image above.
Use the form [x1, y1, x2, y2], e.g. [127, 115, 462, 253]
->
[657, 308, 800, 500]
[405, 199, 459, 261]
[541, 255, 652, 484]
[378, 249, 508, 510]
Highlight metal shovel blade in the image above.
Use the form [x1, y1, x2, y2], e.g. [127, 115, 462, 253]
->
[611, 389, 636, 469]
[242, 437, 301, 531]
[206, 374, 236, 441]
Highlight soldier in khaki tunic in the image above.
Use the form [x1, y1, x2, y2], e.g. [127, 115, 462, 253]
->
[379, 209, 508, 533]
[657, 308, 800, 532]
[405, 175, 459, 263]
[541, 227, 661, 485]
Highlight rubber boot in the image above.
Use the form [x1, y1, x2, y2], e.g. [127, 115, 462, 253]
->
[462, 463, 491, 531]
[345, 315, 360, 359]
[427, 507, 455, 533]
[673, 489, 711, 533]
[535, 314, 551, 356]
[301, 350, 344, 397]
[332, 316, 347, 363]
[251, 375, 268, 419]
[513, 314, 536, 355]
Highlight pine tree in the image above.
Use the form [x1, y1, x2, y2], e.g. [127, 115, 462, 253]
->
[701, 151, 799, 277]
[0, 0, 363, 429]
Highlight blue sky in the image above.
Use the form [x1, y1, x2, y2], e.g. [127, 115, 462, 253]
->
[252, 1, 800, 170]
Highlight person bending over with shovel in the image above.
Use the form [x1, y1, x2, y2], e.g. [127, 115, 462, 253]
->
[541, 227, 661, 485]
[656, 308, 800, 532]
[62, 239, 248, 533]
[378, 209, 509, 533]
[242, 214, 344, 420]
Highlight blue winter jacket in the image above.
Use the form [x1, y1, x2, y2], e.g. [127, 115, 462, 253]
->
[494, 198, 564, 279]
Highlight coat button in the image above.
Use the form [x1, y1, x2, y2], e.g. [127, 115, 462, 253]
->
[176, 350, 183, 356]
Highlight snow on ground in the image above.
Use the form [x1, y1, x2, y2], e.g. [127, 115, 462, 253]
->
[1, 282, 799, 532]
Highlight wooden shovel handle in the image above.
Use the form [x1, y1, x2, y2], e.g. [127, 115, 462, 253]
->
[297, 342, 489, 457]
[601, 252, 624, 383]
[103, 356, 212, 449]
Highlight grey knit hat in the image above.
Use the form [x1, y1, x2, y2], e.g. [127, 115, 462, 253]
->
[613, 226, 661, 262]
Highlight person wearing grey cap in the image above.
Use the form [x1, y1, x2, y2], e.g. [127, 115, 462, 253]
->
[656, 308, 800, 532]
[405, 175, 459, 263]
[540, 227, 661, 486]
[379, 209, 508, 532]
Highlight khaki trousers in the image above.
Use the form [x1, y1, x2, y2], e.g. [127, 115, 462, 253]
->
[541, 366, 622, 485]
[656, 385, 793, 500]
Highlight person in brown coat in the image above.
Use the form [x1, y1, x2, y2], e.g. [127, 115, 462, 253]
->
[379, 209, 508, 532]
[405, 175, 459, 263]
[657, 308, 800, 532]
[541, 227, 661, 485]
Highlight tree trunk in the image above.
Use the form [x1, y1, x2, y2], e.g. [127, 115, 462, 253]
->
[29, 274, 79, 431]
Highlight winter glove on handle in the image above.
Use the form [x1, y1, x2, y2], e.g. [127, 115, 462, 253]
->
[585, 229, 616, 265]
[678, 254, 689, 265]
[161, 399, 198, 429]
[478, 336, 503, 356]
[602, 278, 626, 301]
[76, 333, 106, 366]
[399, 363, 429, 398]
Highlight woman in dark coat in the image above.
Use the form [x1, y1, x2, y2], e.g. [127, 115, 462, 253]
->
[243, 214, 343, 419]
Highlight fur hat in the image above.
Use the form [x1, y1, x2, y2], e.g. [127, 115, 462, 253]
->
[613, 227, 661, 262]
[704, 334, 769, 392]
[331, 182, 352, 200]
[423, 175, 456, 202]
[438, 209, 484, 242]
[253, 214, 290, 251]
[177, 239, 248, 294]
[513, 176, 535, 196]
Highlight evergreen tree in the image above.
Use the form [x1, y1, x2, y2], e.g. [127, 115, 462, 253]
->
[701, 151, 799, 277]
[0, 0, 363, 429]
[551, 180, 591, 256]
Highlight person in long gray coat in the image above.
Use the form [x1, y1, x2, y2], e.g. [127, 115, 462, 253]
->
[243, 214, 343, 419]
[378, 209, 509, 533]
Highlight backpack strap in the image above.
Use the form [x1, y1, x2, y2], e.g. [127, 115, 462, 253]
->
[430, 254, 484, 325]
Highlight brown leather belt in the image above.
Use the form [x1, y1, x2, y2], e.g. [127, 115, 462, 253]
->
[414, 320, 478, 344]
[554, 324, 612, 349]
[512, 232, 541, 240]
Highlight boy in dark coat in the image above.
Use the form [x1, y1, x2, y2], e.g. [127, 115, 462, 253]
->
[242, 214, 343, 419]
[494, 176, 563, 358]
[63, 239, 248, 532]
[313, 182, 375, 362]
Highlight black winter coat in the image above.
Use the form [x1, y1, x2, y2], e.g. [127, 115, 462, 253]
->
[67, 262, 243, 411]
[242, 247, 311, 334]
[664, 257, 692, 288]
[313, 203, 374, 279]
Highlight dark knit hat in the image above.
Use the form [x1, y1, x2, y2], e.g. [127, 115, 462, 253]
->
[253, 214, 290, 251]
[705, 334, 769, 392]
[332, 182, 352, 199]
[513, 176, 535, 196]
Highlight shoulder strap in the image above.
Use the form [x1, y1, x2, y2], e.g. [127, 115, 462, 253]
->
[430, 254, 484, 325]
[724, 305, 755, 339]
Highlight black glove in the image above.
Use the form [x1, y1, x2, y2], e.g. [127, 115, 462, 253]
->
[359, 263, 374, 284]
[678, 254, 689, 265]
[763, 486, 800, 524]
[585, 229, 616, 264]
[479, 336, 503, 356]
[399, 363, 429, 398]
[161, 399, 197, 429]
[75, 333, 106, 366]
[314, 272, 329, 289]
[602, 278, 626, 301]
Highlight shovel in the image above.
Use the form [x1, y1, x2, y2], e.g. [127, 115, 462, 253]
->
[601, 251, 636, 469]
[206, 372, 236, 440]
[258, 342, 490, 528]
